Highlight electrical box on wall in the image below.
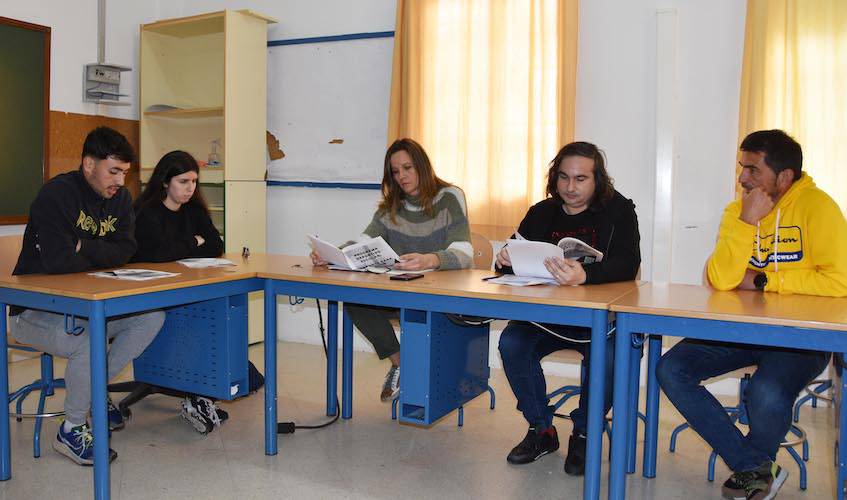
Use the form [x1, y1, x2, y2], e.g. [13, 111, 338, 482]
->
[83, 63, 131, 105]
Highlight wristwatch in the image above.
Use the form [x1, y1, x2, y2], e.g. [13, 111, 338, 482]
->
[753, 272, 768, 291]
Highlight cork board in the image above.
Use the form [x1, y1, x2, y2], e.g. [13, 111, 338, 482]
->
[48, 111, 140, 199]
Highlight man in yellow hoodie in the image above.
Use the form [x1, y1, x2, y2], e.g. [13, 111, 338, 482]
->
[656, 129, 847, 500]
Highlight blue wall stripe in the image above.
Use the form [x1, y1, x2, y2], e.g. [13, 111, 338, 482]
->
[268, 31, 395, 47]
[267, 180, 381, 190]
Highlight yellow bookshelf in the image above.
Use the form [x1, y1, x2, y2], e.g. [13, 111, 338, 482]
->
[140, 9, 276, 343]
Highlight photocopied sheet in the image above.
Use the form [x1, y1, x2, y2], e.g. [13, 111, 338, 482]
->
[177, 258, 236, 268]
[485, 274, 558, 287]
[89, 269, 180, 281]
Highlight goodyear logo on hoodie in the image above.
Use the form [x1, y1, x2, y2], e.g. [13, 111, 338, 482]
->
[749, 225, 803, 268]
[75, 210, 119, 237]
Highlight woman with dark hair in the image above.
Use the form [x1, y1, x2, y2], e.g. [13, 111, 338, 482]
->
[134, 150, 223, 262]
[495, 141, 641, 476]
[310, 138, 473, 401]
[132, 150, 227, 433]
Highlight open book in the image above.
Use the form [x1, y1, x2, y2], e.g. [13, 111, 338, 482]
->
[308, 234, 400, 271]
[506, 237, 603, 279]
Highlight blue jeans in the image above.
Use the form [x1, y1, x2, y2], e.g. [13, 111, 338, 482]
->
[498, 320, 615, 435]
[656, 339, 829, 472]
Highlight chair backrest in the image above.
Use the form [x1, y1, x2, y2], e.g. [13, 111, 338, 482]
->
[0, 234, 23, 274]
[470, 232, 493, 270]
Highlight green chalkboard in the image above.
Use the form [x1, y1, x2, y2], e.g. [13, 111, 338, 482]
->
[0, 17, 50, 224]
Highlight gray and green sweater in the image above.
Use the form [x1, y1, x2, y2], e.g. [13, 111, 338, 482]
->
[357, 186, 473, 270]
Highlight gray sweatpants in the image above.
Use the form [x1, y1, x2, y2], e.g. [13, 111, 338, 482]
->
[10, 309, 165, 424]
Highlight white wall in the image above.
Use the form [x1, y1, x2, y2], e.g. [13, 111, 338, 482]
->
[0, 0, 162, 121]
[577, 1, 745, 285]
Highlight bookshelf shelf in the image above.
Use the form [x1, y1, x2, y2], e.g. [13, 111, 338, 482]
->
[140, 9, 276, 343]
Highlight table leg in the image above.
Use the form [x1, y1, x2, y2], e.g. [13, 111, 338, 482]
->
[609, 312, 632, 500]
[584, 309, 609, 500]
[264, 281, 278, 456]
[643, 335, 662, 478]
[89, 301, 109, 500]
[342, 310, 353, 419]
[326, 301, 338, 416]
[0, 303, 10, 481]
[626, 340, 641, 474]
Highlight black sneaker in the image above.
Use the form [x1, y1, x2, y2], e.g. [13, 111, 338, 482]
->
[506, 426, 559, 464]
[721, 461, 788, 500]
[564, 432, 587, 476]
[181, 396, 227, 435]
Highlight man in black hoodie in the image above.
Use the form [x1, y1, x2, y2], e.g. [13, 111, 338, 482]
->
[496, 141, 641, 475]
[9, 127, 164, 466]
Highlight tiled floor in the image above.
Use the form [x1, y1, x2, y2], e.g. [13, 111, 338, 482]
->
[0, 342, 836, 499]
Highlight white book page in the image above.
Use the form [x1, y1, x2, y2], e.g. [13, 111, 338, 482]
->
[308, 234, 354, 269]
[557, 237, 604, 262]
[342, 236, 400, 269]
[505, 239, 562, 279]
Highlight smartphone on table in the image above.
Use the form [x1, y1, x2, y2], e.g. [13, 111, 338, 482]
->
[389, 273, 424, 281]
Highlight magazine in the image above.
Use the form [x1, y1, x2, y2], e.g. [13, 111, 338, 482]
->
[506, 237, 603, 279]
[308, 234, 400, 271]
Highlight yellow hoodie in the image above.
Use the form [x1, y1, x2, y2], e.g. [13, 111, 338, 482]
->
[707, 174, 847, 297]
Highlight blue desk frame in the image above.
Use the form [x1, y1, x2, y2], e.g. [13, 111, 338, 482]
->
[608, 312, 847, 500]
[0, 277, 263, 500]
[263, 278, 613, 500]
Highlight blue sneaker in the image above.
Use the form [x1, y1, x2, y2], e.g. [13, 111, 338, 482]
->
[53, 422, 117, 466]
[107, 397, 125, 431]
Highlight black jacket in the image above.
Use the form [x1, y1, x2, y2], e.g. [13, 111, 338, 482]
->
[498, 191, 641, 284]
[13, 170, 136, 276]
[133, 201, 224, 263]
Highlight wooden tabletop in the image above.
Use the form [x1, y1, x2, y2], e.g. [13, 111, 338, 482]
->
[610, 282, 847, 331]
[0, 253, 261, 301]
[0, 250, 642, 308]
[256, 254, 642, 309]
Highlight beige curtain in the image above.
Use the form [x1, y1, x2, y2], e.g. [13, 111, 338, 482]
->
[388, 0, 578, 240]
[738, 0, 847, 212]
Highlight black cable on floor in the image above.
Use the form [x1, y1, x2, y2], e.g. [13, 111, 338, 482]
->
[277, 298, 340, 434]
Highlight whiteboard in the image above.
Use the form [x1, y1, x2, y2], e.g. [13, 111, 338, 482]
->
[267, 37, 393, 183]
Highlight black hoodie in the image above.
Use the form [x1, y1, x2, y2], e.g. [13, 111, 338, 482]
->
[13, 169, 136, 277]
[497, 190, 641, 284]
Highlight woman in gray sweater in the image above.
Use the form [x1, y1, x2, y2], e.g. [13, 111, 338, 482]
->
[311, 138, 472, 401]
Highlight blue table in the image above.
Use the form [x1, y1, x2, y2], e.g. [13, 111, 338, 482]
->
[0, 258, 263, 500]
[260, 254, 641, 500]
[608, 283, 847, 500]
